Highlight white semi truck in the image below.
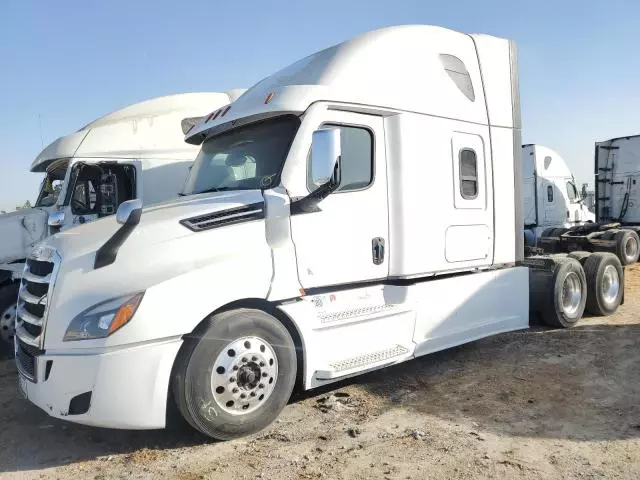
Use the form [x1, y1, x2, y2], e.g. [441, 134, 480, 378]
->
[14, 25, 625, 440]
[0, 91, 245, 346]
[594, 135, 640, 224]
[536, 137, 640, 265]
[522, 144, 594, 242]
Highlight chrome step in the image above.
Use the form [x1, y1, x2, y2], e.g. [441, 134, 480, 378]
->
[315, 344, 410, 380]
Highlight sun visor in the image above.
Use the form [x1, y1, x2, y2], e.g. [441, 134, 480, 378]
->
[30, 130, 89, 172]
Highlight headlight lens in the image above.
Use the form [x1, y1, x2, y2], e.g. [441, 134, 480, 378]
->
[63, 292, 144, 341]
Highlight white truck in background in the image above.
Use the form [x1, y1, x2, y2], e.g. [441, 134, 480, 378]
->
[14, 25, 625, 440]
[0, 90, 245, 346]
[522, 144, 594, 244]
[595, 135, 640, 224]
[536, 137, 640, 265]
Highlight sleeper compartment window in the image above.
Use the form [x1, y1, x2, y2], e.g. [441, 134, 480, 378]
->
[459, 149, 478, 199]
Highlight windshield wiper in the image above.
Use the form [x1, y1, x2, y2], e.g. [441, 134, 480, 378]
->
[194, 186, 231, 195]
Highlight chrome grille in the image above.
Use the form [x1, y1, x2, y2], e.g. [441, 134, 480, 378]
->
[16, 339, 39, 380]
[15, 245, 60, 380]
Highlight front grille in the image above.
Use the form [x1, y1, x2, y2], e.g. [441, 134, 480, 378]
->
[26, 282, 48, 297]
[27, 258, 54, 277]
[15, 247, 59, 359]
[23, 322, 41, 337]
[24, 301, 45, 318]
[16, 339, 40, 380]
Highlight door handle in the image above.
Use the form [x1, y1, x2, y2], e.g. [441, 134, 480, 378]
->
[372, 237, 385, 265]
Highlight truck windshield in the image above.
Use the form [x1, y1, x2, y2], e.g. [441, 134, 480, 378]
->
[182, 115, 300, 195]
[35, 175, 64, 207]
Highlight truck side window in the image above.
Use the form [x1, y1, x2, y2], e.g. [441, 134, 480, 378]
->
[459, 149, 478, 199]
[307, 125, 373, 192]
[547, 185, 554, 203]
[566, 181, 577, 203]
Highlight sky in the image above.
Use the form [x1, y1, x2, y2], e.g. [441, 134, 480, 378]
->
[1, 0, 640, 211]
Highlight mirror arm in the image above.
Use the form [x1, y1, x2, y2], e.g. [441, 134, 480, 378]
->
[94, 207, 142, 269]
[290, 159, 340, 215]
[290, 180, 339, 215]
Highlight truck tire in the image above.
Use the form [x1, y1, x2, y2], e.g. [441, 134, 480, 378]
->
[567, 251, 591, 265]
[540, 257, 587, 328]
[172, 308, 297, 440]
[584, 252, 623, 316]
[614, 230, 639, 265]
[0, 282, 19, 347]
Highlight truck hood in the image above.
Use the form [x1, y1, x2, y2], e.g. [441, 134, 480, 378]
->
[40, 189, 272, 349]
[0, 208, 49, 264]
[45, 190, 265, 261]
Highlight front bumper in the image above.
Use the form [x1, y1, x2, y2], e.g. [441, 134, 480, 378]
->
[17, 339, 182, 429]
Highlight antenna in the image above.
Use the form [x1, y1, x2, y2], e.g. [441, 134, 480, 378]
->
[38, 114, 44, 149]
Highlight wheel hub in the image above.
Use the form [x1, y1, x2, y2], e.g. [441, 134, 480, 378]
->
[211, 336, 278, 415]
[625, 237, 638, 260]
[0, 303, 17, 344]
[601, 264, 620, 305]
[237, 363, 261, 389]
[561, 271, 582, 317]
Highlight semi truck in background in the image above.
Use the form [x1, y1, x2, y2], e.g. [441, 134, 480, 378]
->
[0, 90, 246, 347]
[522, 144, 594, 243]
[14, 25, 625, 440]
[595, 135, 640, 224]
[536, 137, 640, 265]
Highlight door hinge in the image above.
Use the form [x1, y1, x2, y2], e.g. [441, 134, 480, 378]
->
[372, 237, 385, 265]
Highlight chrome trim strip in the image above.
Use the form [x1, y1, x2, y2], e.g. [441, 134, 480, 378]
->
[17, 304, 43, 327]
[19, 286, 47, 306]
[22, 268, 51, 284]
[16, 323, 40, 347]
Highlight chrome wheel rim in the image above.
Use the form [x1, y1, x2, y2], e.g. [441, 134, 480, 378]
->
[625, 237, 638, 261]
[561, 271, 582, 317]
[0, 303, 16, 344]
[602, 264, 620, 305]
[211, 336, 278, 415]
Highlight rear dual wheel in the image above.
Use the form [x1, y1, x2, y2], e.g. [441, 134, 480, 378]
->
[584, 252, 623, 316]
[172, 308, 296, 440]
[615, 230, 639, 265]
[539, 257, 587, 328]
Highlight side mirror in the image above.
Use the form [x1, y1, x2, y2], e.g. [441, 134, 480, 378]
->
[311, 128, 341, 187]
[116, 199, 143, 225]
[48, 211, 65, 228]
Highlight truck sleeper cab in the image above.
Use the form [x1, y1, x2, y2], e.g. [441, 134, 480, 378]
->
[15, 25, 624, 440]
[522, 144, 594, 239]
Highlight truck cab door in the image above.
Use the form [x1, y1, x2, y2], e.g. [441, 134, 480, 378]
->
[543, 179, 563, 226]
[59, 160, 141, 229]
[564, 179, 585, 223]
[290, 110, 389, 289]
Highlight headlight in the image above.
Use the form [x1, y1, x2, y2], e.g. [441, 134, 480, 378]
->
[63, 292, 144, 341]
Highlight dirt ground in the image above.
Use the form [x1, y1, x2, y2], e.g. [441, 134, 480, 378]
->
[1, 266, 640, 480]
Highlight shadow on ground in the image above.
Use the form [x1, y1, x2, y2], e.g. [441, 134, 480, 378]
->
[1, 318, 638, 474]
[356, 321, 640, 443]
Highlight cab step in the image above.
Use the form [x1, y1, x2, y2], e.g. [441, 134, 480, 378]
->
[315, 344, 410, 380]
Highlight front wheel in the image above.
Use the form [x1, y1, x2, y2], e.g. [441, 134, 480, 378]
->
[172, 308, 297, 440]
